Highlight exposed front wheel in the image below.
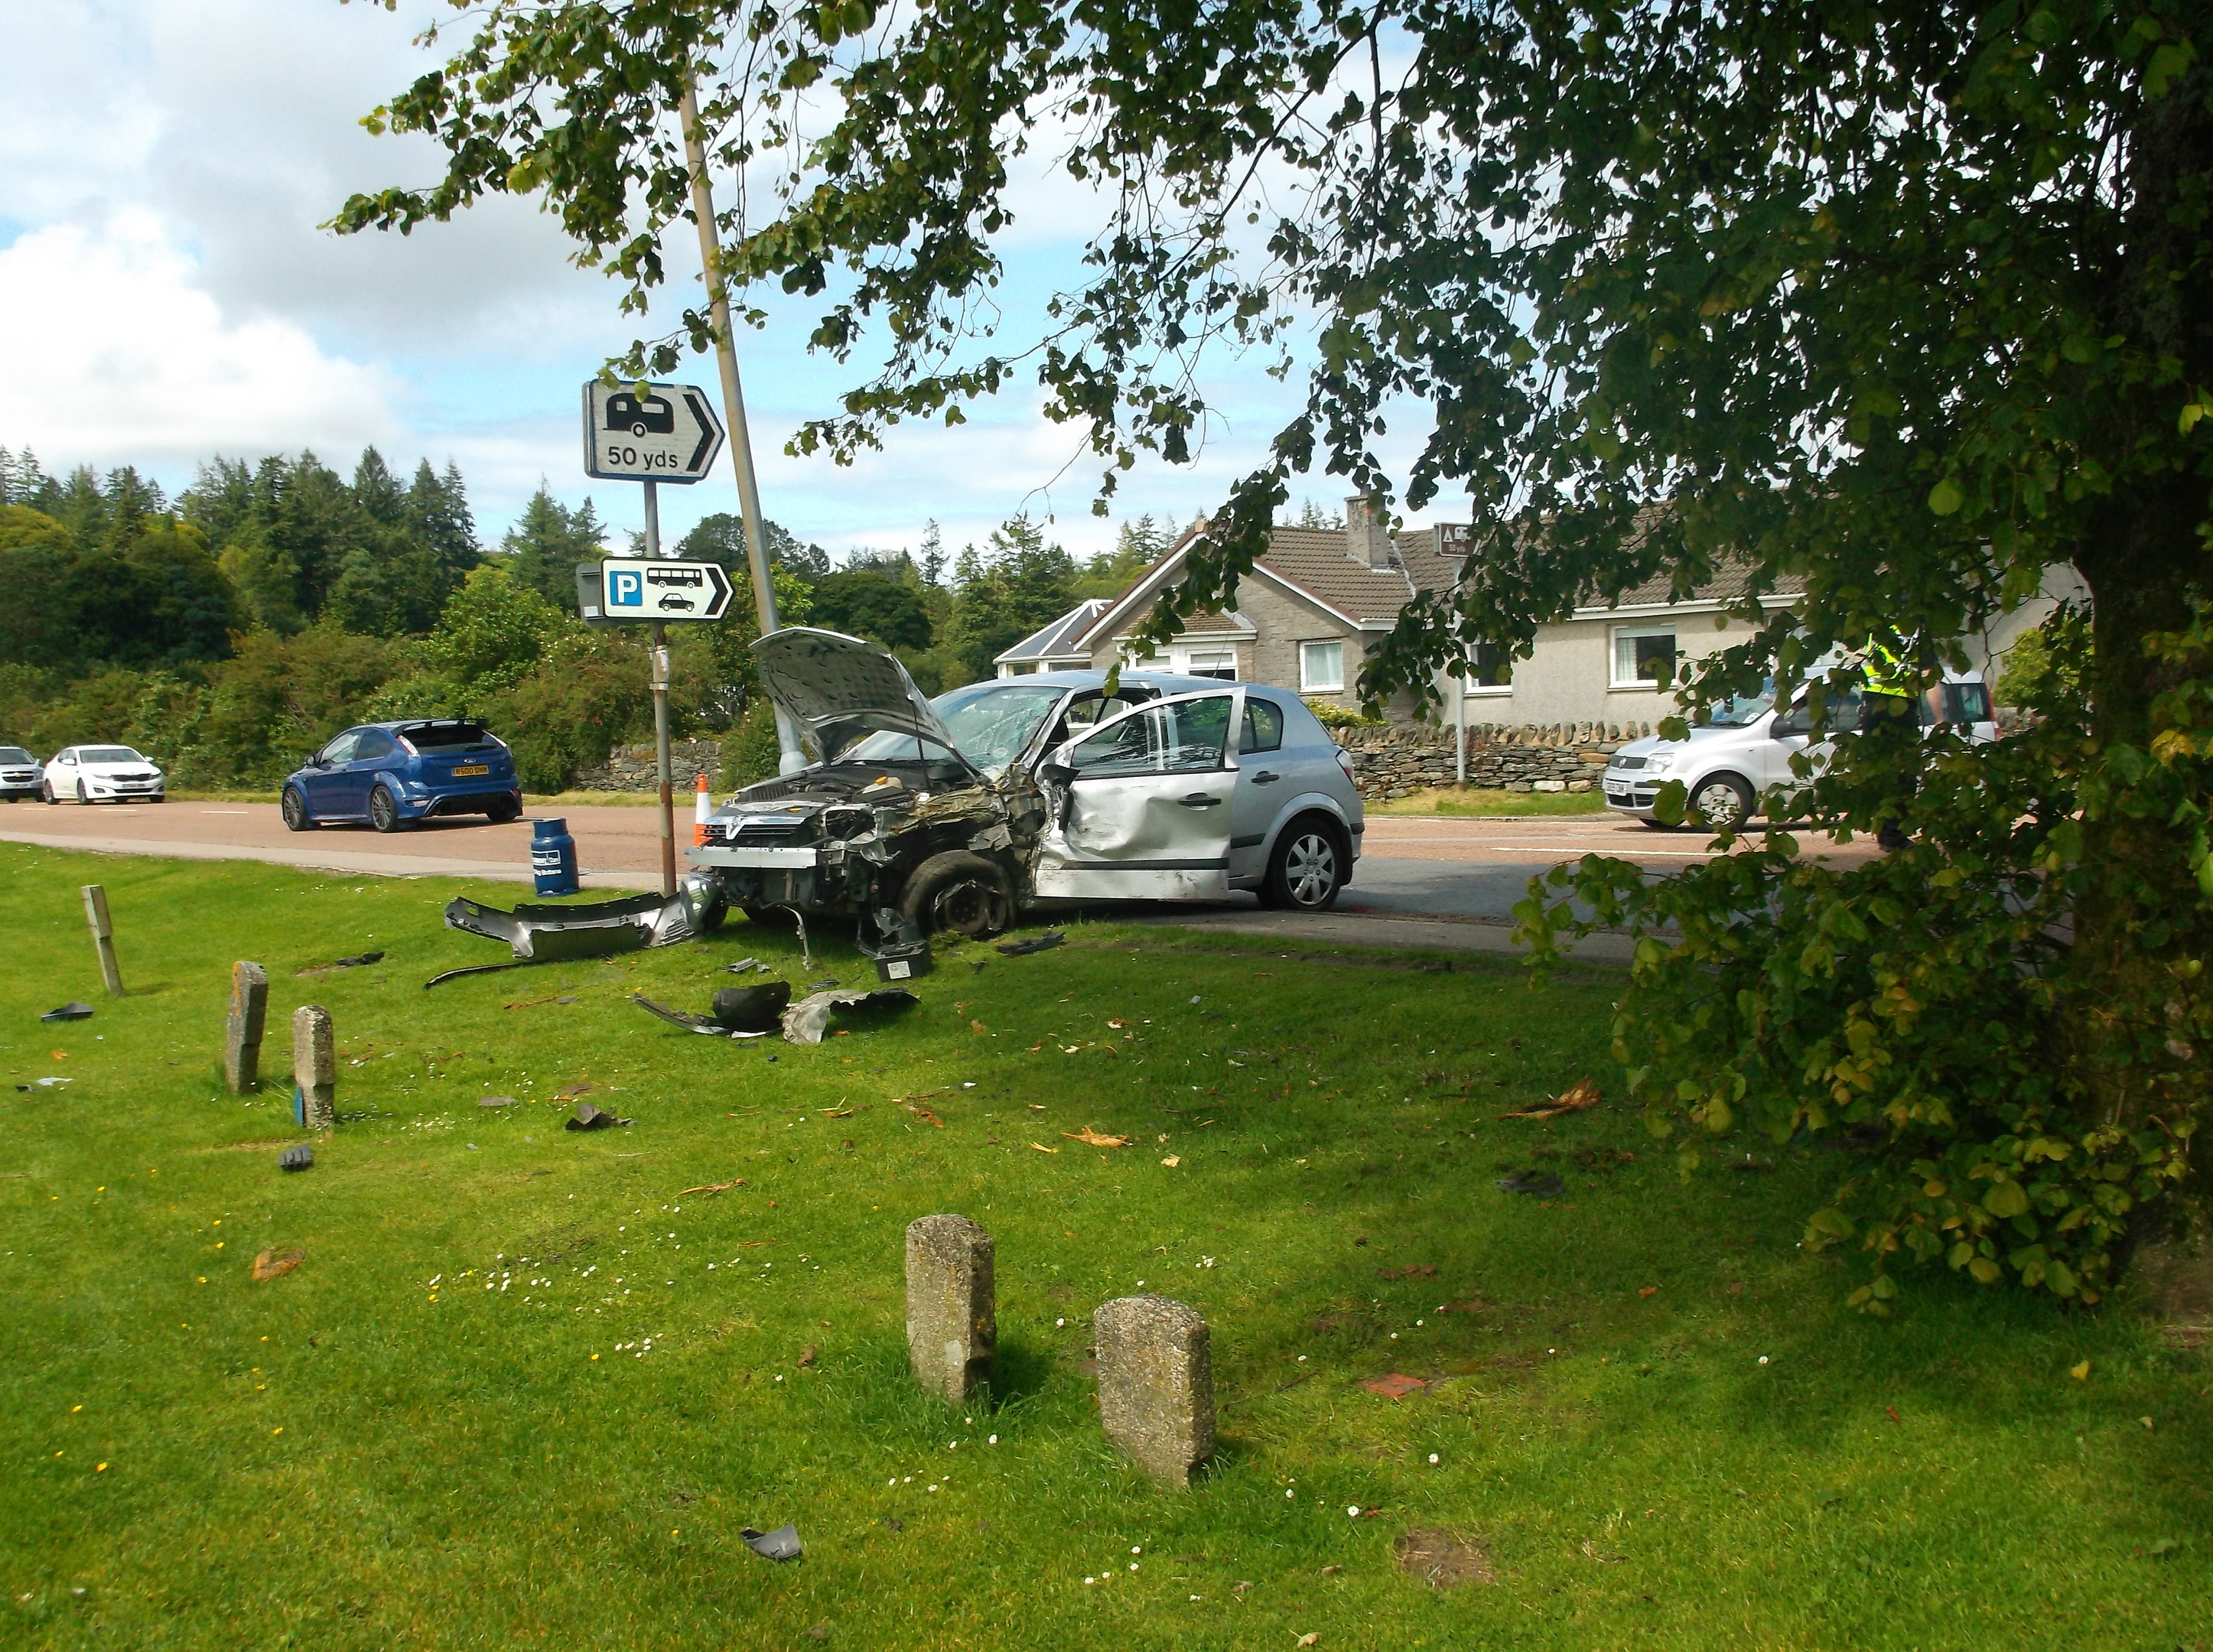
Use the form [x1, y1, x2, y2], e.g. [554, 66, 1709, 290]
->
[281, 785, 315, 832]
[1260, 818, 1346, 911]
[1687, 773, 1755, 831]
[369, 785, 405, 833]
[900, 851, 1014, 939]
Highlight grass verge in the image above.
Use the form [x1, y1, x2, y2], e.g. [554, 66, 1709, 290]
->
[0, 843, 2205, 1647]
[1368, 786, 1612, 816]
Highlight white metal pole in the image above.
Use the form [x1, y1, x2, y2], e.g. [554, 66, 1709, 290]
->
[678, 77, 807, 776]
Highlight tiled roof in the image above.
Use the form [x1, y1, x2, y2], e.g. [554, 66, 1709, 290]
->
[1603, 561, 1807, 608]
[994, 598, 1111, 665]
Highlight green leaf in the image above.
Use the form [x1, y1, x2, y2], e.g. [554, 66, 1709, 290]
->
[1984, 1179, 2030, 1219]
[1927, 478, 1964, 516]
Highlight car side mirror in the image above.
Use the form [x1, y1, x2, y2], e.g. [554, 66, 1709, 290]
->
[1040, 760, 1074, 786]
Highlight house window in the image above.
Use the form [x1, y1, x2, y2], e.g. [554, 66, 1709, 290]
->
[1465, 642, 1512, 693]
[1180, 646, 1238, 681]
[1611, 626, 1677, 688]
[1300, 639, 1346, 693]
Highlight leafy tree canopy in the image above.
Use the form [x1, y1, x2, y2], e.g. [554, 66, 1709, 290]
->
[347, 0, 2213, 1301]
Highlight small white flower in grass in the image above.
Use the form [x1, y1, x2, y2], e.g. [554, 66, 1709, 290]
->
[1131, 1546, 1141, 1555]
[1348, 1506, 1361, 1518]
[1286, 1488, 1295, 1500]
[1129, 1563, 1139, 1571]
[927, 1485, 939, 1494]
[887, 1478, 896, 1487]
[988, 1435, 997, 1445]
[1428, 1453, 1440, 1465]
[1759, 1355, 1770, 1364]
[1056, 1318, 1066, 1328]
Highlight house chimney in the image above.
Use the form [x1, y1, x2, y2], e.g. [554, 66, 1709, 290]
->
[1345, 495, 1395, 570]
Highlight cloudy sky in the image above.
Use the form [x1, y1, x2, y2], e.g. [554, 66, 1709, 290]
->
[0, 0, 1447, 561]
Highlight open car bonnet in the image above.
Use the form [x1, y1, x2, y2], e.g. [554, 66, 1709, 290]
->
[752, 627, 954, 760]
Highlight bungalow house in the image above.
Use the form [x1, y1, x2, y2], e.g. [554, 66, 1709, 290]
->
[1057, 499, 2070, 724]
[991, 598, 1112, 676]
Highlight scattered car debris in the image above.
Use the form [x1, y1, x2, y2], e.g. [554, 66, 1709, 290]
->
[16, 1076, 72, 1091]
[631, 982, 791, 1039]
[565, 1101, 633, 1132]
[297, 951, 385, 976]
[806, 978, 841, 992]
[440, 875, 727, 971]
[1499, 1078, 1602, 1121]
[858, 907, 933, 982]
[1495, 1169, 1566, 1198]
[997, 930, 1066, 957]
[39, 1003, 96, 1023]
[479, 1095, 516, 1108]
[740, 1524, 802, 1562]
[780, 987, 920, 1045]
[278, 1144, 313, 1172]
[251, 1246, 305, 1281]
[724, 958, 763, 974]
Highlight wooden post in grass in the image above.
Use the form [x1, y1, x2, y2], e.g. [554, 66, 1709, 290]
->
[80, 885, 123, 997]
[224, 962, 269, 1093]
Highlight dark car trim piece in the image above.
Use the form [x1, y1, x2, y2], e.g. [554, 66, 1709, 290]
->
[1229, 833, 1266, 849]
[1050, 856, 1232, 872]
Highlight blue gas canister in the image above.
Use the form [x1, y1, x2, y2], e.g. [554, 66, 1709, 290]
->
[530, 818, 579, 896]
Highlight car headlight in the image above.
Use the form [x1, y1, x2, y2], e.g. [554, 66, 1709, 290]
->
[1644, 753, 1674, 775]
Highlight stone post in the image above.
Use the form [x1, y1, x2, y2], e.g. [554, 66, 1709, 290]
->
[81, 885, 124, 997]
[223, 962, 268, 1094]
[1094, 1296, 1214, 1489]
[904, 1215, 994, 1403]
[292, 1005, 336, 1130]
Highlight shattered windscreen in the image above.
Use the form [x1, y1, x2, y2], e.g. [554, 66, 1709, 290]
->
[845, 682, 1066, 777]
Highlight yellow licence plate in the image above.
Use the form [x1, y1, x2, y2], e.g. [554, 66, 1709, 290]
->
[452, 764, 489, 777]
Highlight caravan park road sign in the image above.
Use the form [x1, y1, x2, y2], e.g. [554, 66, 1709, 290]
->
[581, 381, 724, 483]
[596, 559, 734, 623]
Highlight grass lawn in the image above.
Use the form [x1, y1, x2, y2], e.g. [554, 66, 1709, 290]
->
[1368, 787, 1612, 817]
[2, 843, 2207, 1649]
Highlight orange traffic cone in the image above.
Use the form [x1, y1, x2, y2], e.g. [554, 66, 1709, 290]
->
[692, 772, 711, 846]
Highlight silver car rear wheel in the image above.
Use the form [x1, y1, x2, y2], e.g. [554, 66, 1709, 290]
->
[1262, 821, 1345, 911]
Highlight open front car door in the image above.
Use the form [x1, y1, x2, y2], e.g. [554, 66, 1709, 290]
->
[1030, 688, 1242, 902]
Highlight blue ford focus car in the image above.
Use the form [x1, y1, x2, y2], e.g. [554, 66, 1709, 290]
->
[280, 720, 522, 834]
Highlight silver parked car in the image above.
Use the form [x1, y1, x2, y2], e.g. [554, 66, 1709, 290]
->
[688, 628, 1365, 936]
[0, 746, 42, 802]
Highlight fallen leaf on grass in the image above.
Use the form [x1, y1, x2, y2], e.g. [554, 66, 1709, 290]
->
[1297, 1636, 1320, 1648]
[904, 1102, 945, 1128]
[1359, 1373, 1429, 1400]
[969, 1020, 989, 1035]
[823, 1106, 861, 1119]
[2069, 1359, 2091, 1381]
[1886, 1406, 1902, 1423]
[797, 1344, 817, 1369]
[251, 1247, 304, 1282]
[1638, 1286, 1658, 1299]
[1064, 1127, 1129, 1149]
[1498, 1077, 1603, 1121]
[675, 1179, 747, 1197]
[1161, 1155, 1181, 1168]
[1030, 1143, 1059, 1155]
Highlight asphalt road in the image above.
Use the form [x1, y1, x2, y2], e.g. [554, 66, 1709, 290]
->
[0, 799, 1867, 961]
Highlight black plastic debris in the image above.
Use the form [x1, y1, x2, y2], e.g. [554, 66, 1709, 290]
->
[299, 951, 385, 975]
[781, 987, 920, 1045]
[806, 979, 841, 993]
[565, 1101, 633, 1132]
[632, 980, 792, 1039]
[1495, 1169, 1565, 1198]
[279, 1144, 313, 1172]
[857, 907, 933, 984]
[740, 1524, 802, 1562]
[724, 957, 763, 974]
[996, 930, 1066, 958]
[439, 874, 725, 972]
[39, 1003, 96, 1023]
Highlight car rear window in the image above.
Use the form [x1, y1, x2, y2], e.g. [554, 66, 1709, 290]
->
[1240, 698, 1284, 753]
[0, 748, 31, 764]
[399, 721, 497, 752]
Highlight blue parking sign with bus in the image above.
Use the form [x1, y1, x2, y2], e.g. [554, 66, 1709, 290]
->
[589, 558, 732, 623]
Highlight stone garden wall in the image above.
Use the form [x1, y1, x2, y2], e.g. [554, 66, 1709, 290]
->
[1336, 720, 1657, 801]
[570, 739, 724, 792]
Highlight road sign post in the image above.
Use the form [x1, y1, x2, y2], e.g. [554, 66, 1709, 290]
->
[579, 380, 737, 896]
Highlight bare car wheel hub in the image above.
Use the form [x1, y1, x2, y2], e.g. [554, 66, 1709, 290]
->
[929, 878, 1008, 938]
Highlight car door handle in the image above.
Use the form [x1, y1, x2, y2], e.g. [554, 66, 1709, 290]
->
[1250, 770, 1281, 784]
[1179, 793, 1223, 808]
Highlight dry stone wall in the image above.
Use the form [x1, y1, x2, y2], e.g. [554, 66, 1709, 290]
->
[1336, 720, 1657, 801]
[571, 739, 724, 792]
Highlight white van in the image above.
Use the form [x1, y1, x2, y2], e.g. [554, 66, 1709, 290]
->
[1602, 671, 1997, 828]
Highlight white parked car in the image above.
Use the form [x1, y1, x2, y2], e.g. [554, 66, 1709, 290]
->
[0, 746, 42, 802]
[42, 746, 167, 805]
[1603, 671, 1997, 828]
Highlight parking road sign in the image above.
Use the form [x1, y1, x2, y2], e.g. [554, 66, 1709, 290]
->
[581, 381, 724, 482]
[591, 558, 733, 623]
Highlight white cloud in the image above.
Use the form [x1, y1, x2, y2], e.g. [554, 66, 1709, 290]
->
[0, 213, 399, 465]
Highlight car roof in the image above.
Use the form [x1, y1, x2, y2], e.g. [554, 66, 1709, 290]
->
[971, 671, 1294, 698]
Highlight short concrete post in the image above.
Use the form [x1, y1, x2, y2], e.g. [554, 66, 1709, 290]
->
[223, 962, 268, 1094]
[904, 1215, 994, 1403]
[292, 1005, 336, 1130]
[81, 885, 123, 998]
[1094, 1296, 1214, 1489]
